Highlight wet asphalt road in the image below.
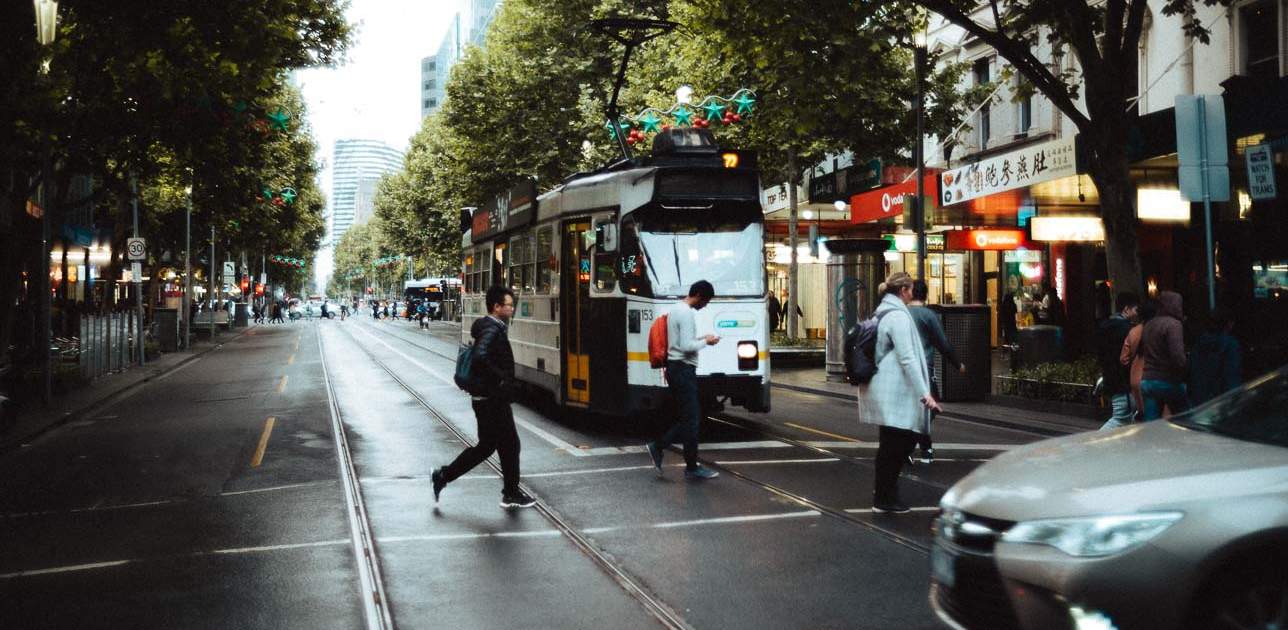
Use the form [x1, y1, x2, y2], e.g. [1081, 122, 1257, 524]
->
[0, 316, 1052, 629]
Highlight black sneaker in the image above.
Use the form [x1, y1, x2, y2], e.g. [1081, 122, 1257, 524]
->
[646, 442, 663, 476]
[919, 448, 935, 464]
[500, 490, 537, 509]
[872, 501, 911, 514]
[431, 468, 446, 503]
[684, 466, 719, 481]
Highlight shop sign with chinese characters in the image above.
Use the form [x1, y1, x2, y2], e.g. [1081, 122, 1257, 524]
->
[1030, 216, 1105, 242]
[940, 136, 1078, 206]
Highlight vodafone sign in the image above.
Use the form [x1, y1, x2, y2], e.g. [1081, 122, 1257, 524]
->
[850, 175, 939, 225]
[945, 229, 1031, 251]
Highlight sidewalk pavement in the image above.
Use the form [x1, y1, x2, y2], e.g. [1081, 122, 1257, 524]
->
[771, 366, 1103, 436]
[0, 326, 257, 452]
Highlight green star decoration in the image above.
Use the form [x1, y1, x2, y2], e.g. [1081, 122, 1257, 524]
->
[640, 112, 663, 134]
[267, 109, 290, 132]
[672, 106, 693, 126]
[733, 92, 756, 115]
[702, 100, 726, 122]
[279, 187, 297, 205]
[604, 119, 631, 139]
[233, 100, 249, 114]
[261, 186, 274, 201]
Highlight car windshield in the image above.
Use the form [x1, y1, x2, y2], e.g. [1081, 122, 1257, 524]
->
[1171, 367, 1288, 448]
[637, 217, 764, 298]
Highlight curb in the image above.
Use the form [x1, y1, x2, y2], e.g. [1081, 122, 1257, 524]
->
[770, 381, 1090, 437]
[0, 325, 257, 454]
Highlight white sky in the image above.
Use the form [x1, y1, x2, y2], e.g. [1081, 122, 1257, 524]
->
[295, 0, 458, 290]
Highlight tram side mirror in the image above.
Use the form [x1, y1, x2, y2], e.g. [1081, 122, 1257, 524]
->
[595, 224, 618, 252]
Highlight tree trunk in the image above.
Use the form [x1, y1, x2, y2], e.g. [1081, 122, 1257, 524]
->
[787, 151, 799, 341]
[1084, 132, 1144, 300]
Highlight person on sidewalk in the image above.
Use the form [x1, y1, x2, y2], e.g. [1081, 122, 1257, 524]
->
[1120, 299, 1156, 418]
[906, 280, 964, 464]
[1188, 306, 1242, 407]
[1098, 292, 1140, 431]
[767, 292, 781, 335]
[1139, 291, 1189, 421]
[432, 285, 535, 509]
[645, 280, 721, 481]
[857, 272, 941, 514]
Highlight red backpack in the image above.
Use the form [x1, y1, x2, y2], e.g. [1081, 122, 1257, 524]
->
[647, 314, 669, 368]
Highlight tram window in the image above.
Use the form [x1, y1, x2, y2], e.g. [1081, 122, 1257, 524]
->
[536, 226, 553, 293]
[618, 219, 646, 295]
[593, 220, 617, 293]
[509, 233, 529, 293]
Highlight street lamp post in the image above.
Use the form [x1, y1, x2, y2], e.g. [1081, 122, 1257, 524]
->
[913, 28, 928, 281]
[34, 0, 59, 405]
[209, 225, 215, 340]
[183, 185, 192, 351]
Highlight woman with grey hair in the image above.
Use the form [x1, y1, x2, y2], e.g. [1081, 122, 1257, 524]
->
[857, 272, 941, 513]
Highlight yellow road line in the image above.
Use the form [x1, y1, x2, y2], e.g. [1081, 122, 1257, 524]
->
[287, 354, 295, 365]
[783, 422, 860, 443]
[251, 417, 276, 467]
[277, 375, 288, 393]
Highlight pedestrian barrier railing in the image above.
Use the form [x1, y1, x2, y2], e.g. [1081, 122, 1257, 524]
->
[78, 312, 146, 380]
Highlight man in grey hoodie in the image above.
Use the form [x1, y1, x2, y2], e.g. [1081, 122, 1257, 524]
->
[1139, 290, 1189, 420]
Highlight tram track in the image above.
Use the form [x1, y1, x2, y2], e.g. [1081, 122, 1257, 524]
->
[343, 318, 944, 554]
[326, 320, 693, 630]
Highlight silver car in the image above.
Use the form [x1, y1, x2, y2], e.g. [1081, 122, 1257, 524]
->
[930, 366, 1288, 630]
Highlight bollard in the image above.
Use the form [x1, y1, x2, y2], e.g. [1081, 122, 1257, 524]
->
[824, 239, 889, 383]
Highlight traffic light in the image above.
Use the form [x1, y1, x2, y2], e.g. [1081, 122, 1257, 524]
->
[255, 282, 265, 297]
[240, 276, 249, 294]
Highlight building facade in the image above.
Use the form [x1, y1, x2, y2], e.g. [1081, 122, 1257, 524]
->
[330, 139, 404, 247]
[422, 0, 501, 118]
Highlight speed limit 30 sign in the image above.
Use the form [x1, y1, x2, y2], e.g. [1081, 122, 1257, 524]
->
[126, 237, 147, 261]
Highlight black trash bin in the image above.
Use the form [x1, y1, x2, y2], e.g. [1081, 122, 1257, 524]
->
[929, 305, 991, 402]
[1014, 325, 1064, 370]
[155, 308, 179, 352]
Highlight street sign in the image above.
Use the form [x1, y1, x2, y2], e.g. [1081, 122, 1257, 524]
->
[1175, 95, 1230, 202]
[223, 261, 236, 280]
[127, 237, 147, 261]
[1246, 144, 1277, 200]
[131, 262, 142, 281]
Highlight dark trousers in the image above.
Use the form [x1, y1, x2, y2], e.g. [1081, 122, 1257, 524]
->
[915, 376, 939, 451]
[874, 426, 919, 504]
[655, 361, 700, 469]
[441, 397, 521, 494]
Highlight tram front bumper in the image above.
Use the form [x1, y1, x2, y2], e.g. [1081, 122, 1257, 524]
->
[699, 374, 770, 413]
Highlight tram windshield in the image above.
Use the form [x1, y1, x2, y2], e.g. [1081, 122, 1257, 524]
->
[634, 206, 765, 298]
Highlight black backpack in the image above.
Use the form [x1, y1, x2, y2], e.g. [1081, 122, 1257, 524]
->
[843, 311, 891, 385]
[454, 342, 484, 395]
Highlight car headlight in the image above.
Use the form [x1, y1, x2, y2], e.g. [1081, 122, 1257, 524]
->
[1000, 512, 1183, 557]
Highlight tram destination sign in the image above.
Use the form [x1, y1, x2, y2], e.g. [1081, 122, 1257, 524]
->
[473, 178, 537, 243]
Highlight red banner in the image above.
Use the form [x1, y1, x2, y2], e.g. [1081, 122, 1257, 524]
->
[849, 176, 938, 224]
[944, 228, 1033, 250]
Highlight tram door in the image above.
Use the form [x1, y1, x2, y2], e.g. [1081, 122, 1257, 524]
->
[561, 220, 593, 405]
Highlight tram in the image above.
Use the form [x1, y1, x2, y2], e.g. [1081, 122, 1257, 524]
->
[404, 277, 461, 319]
[461, 128, 770, 416]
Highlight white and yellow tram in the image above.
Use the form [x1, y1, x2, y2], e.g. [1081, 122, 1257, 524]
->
[460, 128, 771, 416]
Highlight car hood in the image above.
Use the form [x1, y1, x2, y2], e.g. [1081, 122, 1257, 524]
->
[943, 420, 1288, 522]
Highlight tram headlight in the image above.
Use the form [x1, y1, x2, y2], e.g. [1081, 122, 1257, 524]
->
[737, 341, 759, 371]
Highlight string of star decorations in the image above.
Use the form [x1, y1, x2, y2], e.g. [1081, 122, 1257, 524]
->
[260, 185, 298, 207]
[270, 255, 307, 269]
[606, 88, 757, 145]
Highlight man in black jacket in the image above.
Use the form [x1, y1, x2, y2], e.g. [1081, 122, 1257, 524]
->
[432, 285, 535, 508]
[1098, 292, 1139, 430]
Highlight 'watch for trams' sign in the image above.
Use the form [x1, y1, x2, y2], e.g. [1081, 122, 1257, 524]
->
[1246, 144, 1277, 200]
[939, 136, 1077, 206]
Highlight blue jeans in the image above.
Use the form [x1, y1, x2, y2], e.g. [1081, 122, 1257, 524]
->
[656, 361, 700, 469]
[1099, 393, 1136, 430]
[1140, 380, 1189, 421]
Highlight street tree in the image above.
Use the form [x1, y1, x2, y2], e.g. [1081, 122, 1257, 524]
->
[909, 0, 1227, 295]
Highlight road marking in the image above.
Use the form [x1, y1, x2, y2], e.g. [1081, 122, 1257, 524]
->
[0, 560, 133, 579]
[287, 354, 295, 365]
[784, 422, 862, 442]
[582, 510, 821, 534]
[3, 499, 174, 519]
[844, 507, 940, 514]
[219, 480, 338, 496]
[378, 530, 563, 544]
[250, 417, 276, 467]
[206, 539, 349, 555]
[276, 375, 288, 393]
[715, 458, 839, 465]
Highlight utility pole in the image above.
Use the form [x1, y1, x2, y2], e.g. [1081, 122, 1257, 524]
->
[914, 35, 928, 281]
[183, 186, 192, 351]
[787, 151, 800, 340]
[209, 226, 215, 340]
[131, 175, 144, 365]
